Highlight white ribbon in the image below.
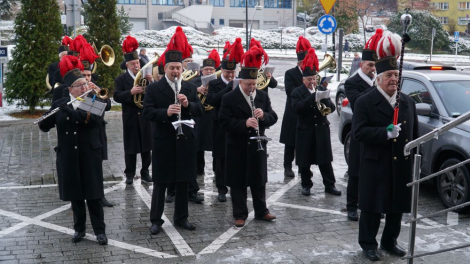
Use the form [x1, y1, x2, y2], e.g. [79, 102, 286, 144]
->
[172, 119, 196, 130]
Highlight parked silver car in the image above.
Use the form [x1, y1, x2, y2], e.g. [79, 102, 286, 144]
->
[338, 63, 470, 211]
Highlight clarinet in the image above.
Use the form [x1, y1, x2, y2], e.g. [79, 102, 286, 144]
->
[249, 89, 267, 151]
[174, 77, 184, 136]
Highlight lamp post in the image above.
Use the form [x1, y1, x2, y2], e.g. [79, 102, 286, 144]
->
[245, 0, 263, 51]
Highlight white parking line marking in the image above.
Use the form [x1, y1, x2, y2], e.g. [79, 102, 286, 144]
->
[447, 212, 459, 226]
[0, 181, 122, 190]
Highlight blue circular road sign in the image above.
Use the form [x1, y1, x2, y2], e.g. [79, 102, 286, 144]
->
[317, 15, 337, 35]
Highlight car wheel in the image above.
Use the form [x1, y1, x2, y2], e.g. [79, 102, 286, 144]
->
[336, 92, 345, 116]
[437, 158, 470, 212]
[344, 131, 351, 165]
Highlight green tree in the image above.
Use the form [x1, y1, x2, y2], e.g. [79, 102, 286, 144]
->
[336, 0, 359, 34]
[117, 6, 133, 35]
[4, 0, 62, 113]
[83, 0, 123, 93]
[387, 10, 450, 52]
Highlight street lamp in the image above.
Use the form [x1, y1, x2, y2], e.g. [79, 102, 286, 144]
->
[245, 1, 263, 51]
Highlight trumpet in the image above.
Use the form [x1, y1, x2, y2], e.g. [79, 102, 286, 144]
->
[174, 77, 184, 136]
[88, 82, 109, 100]
[312, 83, 332, 116]
[248, 89, 272, 151]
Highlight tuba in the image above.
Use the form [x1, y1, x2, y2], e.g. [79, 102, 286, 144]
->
[314, 54, 337, 116]
[256, 68, 271, 90]
[91, 43, 116, 74]
[133, 53, 160, 108]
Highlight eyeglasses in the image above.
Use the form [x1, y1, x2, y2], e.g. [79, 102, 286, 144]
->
[71, 82, 88, 89]
[82, 74, 92, 77]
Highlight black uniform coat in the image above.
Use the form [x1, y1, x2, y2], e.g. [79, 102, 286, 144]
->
[344, 73, 375, 177]
[291, 84, 336, 167]
[219, 87, 278, 188]
[279, 66, 303, 146]
[48, 62, 59, 88]
[192, 76, 213, 151]
[142, 77, 204, 183]
[206, 77, 231, 158]
[353, 88, 418, 213]
[114, 70, 154, 154]
[39, 97, 104, 201]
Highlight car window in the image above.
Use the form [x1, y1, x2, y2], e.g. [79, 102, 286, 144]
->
[432, 80, 470, 117]
[401, 79, 433, 105]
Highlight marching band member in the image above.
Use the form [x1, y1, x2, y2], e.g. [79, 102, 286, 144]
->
[354, 31, 418, 261]
[205, 38, 243, 202]
[142, 26, 204, 235]
[39, 56, 108, 245]
[344, 29, 382, 222]
[290, 48, 341, 197]
[279, 36, 311, 178]
[48, 36, 71, 90]
[249, 38, 278, 93]
[219, 46, 278, 227]
[114, 36, 153, 185]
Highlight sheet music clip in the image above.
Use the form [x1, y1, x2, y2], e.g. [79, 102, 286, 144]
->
[77, 97, 106, 116]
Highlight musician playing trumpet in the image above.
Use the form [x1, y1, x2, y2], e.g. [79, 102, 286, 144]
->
[142, 29, 204, 235]
[219, 46, 278, 228]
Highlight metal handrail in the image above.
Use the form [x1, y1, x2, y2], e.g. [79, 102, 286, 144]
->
[407, 158, 470, 187]
[404, 110, 470, 156]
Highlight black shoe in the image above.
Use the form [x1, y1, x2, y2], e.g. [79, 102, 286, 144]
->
[141, 173, 152, 183]
[175, 220, 196, 230]
[325, 186, 342, 196]
[101, 197, 114, 207]
[150, 224, 162, 235]
[363, 249, 380, 261]
[72, 231, 85, 243]
[380, 244, 406, 257]
[347, 211, 358, 221]
[165, 194, 175, 203]
[96, 234, 108, 245]
[284, 167, 295, 177]
[125, 176, 134, 185]
[188, 193, 204, 204]
[301, 187, 311, 196]
[380, 213, 385, 219]
[218, 194, 227, 202]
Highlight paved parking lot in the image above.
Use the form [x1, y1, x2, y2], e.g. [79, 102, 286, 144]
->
[1, 61, 470, 263]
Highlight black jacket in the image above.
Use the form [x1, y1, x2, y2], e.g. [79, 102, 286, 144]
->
[279, 66, 303, 146]
[291, 84, 336, 166]
[353, 88, 418, 213]
[47, 62, 59, 88]
[142, 77, 204, 183]
[219, 87, 278, 187]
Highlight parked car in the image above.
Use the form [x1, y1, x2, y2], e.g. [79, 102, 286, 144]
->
[338, 63, 470, 211]
[297, 13, 312, 22]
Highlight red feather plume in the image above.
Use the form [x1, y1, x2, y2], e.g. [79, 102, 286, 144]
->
[80, 43, 99, 64]
[364, 28, 383, 50]
[59, 55, 84, 77]
[70, 35, 88, 53]
[226, 38, 244, 63]
[223, 41, 231, 54]
[241, 46, 263, 69]
[122, 35, 139, 53]
[157, 50, 166, 67]
[207, 49, 221, 68]
[296, 36, 311, 54]
[62, 36, 73, 46]
[249, 38, 268, 65]
[166, 26, 193, 59]
[301, 48, 319, 72]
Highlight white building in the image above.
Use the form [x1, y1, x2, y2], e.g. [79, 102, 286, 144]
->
[117, 0, 297, 33]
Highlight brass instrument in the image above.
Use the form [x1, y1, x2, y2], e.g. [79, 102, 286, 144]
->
[198, 91, 214, 111]
[133, 54, 160, 108]
[88, 82, 109, 100]
[248, 89, 272, 151]
[313, 54, 336, 116]
[256, 68, 271, 90]
[313, 84, 332, 116]
[215, 69, 222, 78]
[46, 74, 52, 90]
[182, 69, 198, 81]
[91, 43, 116, 74]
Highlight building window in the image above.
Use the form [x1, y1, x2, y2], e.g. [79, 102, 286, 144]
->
[263, 20, 278, 25]
[437, 17, 448, 25]
[209, 0, 225, 6]
[264, 0, 292, 8]
[433, 2, 449, 10]
[219, 19, 225, 25]
[152, 0, 184, 5]
[118, 0, 147, 4]
[230, 0, 257, 7]
[458, 2, 470, 9]
[211, 18, 215, 24]
[458, 17, 470, 25]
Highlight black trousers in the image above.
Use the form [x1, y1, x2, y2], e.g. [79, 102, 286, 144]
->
[231, 185, 269, 220]
[214, 157, 228, 194]
[71, 199, 105, 235]
[167, 176, 199, 196]
[359, 211, 402, 250]
[150, 182, 189, 226]
[346, 175, 359, 211]
[197, 151, 205, 175]
[283, 144, 295, 168]
[124, 151, 151, 178]
[299, 163, 336, 189]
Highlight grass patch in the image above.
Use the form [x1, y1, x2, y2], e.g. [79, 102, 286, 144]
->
[9, 110, 48, 119]
[110, 105, 122, 111]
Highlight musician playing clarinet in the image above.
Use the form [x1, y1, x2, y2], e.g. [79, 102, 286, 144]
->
[38, 56, 108, 245]
[142, 29, 204, 235]
[219, 46, 278, 228]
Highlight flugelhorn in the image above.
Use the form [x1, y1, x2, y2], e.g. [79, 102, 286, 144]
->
[313, 83, 332, 116]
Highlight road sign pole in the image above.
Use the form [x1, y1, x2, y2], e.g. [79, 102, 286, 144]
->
[0, 63, 3, 107]
[325, 34, 328, 77]
[455, 42, 458, 68]
[430, 28, 435, 62]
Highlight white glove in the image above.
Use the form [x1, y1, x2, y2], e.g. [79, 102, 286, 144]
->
[387, 124, 402, 139]
[315, 90, 330, 102]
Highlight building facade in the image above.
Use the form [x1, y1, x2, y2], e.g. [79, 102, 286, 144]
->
[430, 0, 470, 33]
[117, 0, 297, 32]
